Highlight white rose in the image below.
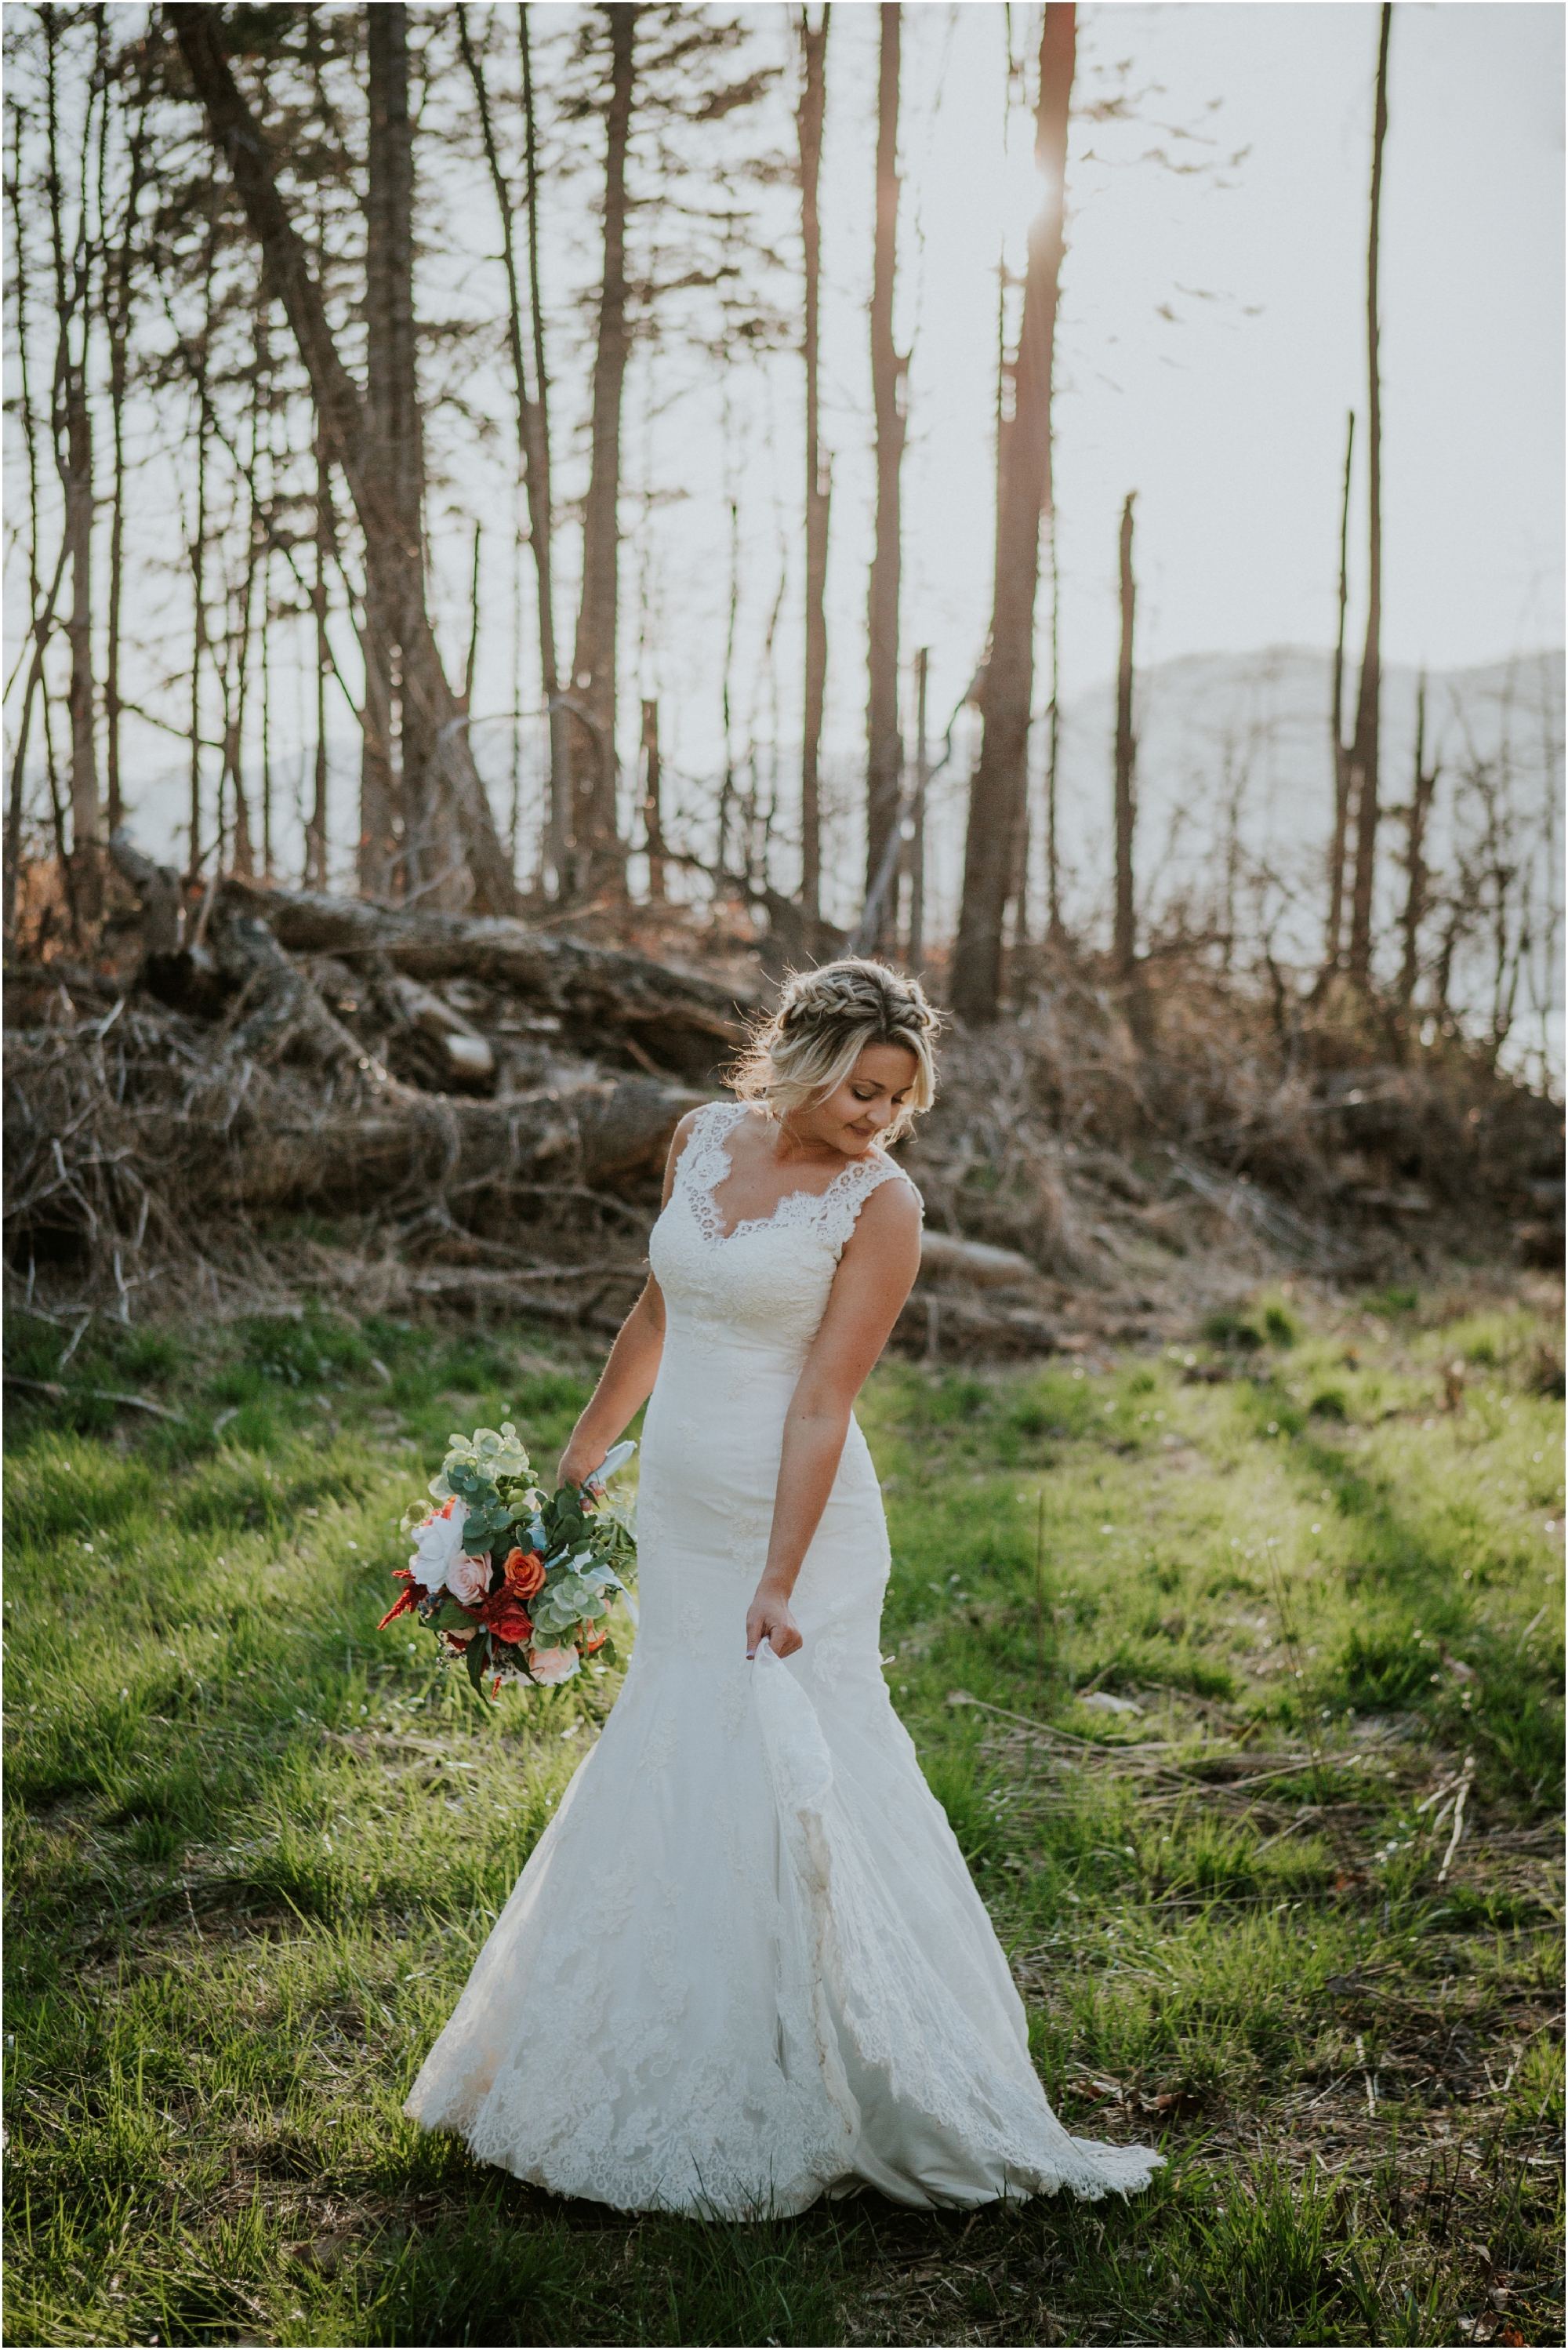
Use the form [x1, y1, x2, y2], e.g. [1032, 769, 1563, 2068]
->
[527, 1645, 581, 1687]
[408, 1498, 473, 1596]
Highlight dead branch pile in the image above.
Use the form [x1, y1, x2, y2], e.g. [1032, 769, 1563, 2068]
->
[4, 852, 1559, 1353]
[895, 946, 1561, 1353]
[5, 848, 746, 1322]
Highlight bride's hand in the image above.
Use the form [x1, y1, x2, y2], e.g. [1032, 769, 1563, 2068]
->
[557, 1436, 607, 1495]
[746, 1580, 802, 1662]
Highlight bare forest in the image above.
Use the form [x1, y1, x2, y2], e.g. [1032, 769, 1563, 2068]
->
[3, 1, 1562, 1343]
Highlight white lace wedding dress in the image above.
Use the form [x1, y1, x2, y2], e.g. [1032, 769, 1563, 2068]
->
[404, 1098, 1163, 2217]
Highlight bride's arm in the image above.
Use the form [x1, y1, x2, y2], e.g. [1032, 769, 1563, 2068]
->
[556, 1110, 697, 1488]
[746, 1178, 922, 1659]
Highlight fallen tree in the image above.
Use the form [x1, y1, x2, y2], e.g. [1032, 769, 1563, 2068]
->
[217, 877, 753, 1065]
[111, 852, 754, 1086]
[5, 854, 746, 1304]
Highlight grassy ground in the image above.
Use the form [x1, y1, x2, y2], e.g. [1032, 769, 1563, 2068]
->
[4, 1277, 1563, 2348]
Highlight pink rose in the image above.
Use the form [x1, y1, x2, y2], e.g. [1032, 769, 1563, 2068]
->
[446, 1550, 493, 1610]
[528, 1646, 581, 1687]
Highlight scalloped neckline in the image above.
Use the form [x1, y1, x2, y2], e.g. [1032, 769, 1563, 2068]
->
[683, 1103, 885, 1247]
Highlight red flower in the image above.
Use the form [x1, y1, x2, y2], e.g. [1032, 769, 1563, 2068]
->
[481, 1591, 533, 1648]
[377, 1571, 419, 1632]
[502, 1548, 546, 1603]
[581, 1623, 610, 1655]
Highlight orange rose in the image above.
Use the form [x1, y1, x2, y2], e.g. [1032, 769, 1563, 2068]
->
[582, 1624, 610, 1655]
[502, 1548, 546, 1603]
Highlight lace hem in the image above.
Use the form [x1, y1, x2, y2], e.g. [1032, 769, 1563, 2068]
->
[677, 1099, 921, 1254]
[750, 1644, 1167, 2206]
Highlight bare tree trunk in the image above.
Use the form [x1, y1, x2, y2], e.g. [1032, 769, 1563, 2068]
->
[186, 212, 217, 882]
[717, 486, 739, 881]
[359, 3, 426, 901]
[1346, 2, 1391, 988]
[906, 643, 928, 968]
[641, 696, 666, 901]
[227, 683, 256, 878]
[520, 8, 569, 895]
[798, 2, 830, 944]
[1011, 765, 1031, 953]
[227, 403, 260, 879]
[517, 9, 566, 897]
[46, 12, 102, 919]
[5, 131, 66, 946]
[260, 303, 275, 880]
[952, 2, 1074, 1022]
[864, 2, 905, 954]
[566, 3, 638, 903]
[1323, 407, 1355, 972]
[307, 426, 330, 888]
[358, 618, 395, 895]
[172, 5, 517, 915]
[1398, 670, 1438, 1011]
[42, 677, 77, 939]
[460, 3, 565, 895]
[1044, 503, 1063, 939]
[1113, 492, 1137, 979]
[103, 27, 152, 845]
[463, 520, 483, 710]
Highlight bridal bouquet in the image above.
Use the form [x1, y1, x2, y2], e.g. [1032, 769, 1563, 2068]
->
[379, 1422, 637, 1697]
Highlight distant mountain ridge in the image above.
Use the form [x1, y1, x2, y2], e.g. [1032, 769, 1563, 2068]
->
[1043, 644, 1563, 973]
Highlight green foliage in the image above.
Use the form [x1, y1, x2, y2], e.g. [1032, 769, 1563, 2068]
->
[1365, 1284, 1421, 1316]
[1203, 1307, 1265, 1352]
[243, 1307, 372, 1389]
[1339, 1626, 1438, 1710]
[1201, 1291, 1301, 1355]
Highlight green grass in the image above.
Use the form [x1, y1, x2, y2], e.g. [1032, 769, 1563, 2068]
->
[5, 1284, 1563, 2346]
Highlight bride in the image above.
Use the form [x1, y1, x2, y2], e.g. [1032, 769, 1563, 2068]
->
[404, 958, 1163, 2217]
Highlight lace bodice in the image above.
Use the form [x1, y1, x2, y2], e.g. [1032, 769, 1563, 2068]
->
[677, 1098, 920, 1251]
[649, 1099, 920, 1371]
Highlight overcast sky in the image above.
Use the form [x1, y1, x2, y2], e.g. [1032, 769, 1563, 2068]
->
[803, 0, 1566, 732]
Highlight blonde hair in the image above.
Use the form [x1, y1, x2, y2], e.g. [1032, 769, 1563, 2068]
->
[731, 958, 942, 1143]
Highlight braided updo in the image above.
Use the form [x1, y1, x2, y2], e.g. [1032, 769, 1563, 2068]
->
[730, 958, 942, 1143]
